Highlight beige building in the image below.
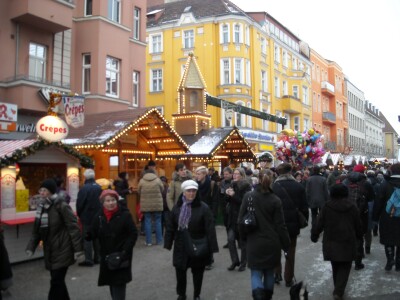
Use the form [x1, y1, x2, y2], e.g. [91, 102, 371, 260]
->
[0, 0, 147, 139]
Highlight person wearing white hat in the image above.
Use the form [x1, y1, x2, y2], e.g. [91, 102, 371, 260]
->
[164, 179, 219, 300]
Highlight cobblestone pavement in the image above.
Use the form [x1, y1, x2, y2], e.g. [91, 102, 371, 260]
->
[3, 225, 400, 300]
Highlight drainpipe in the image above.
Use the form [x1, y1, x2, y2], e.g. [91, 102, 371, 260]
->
[15, 23, 20, 78]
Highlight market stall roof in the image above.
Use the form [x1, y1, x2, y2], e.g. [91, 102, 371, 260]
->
[179, 127, 256, 162]
[63, 108, 189, 155]
[321, 151, 343, 165]
[0, 139, 93, 168]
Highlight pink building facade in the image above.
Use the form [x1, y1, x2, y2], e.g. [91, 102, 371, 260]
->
[0, 0, 147, 139]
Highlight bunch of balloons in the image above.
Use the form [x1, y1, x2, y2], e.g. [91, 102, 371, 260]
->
[275, 128, 325, 167]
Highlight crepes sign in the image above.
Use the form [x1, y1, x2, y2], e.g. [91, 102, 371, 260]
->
[62, 96, 85, 128]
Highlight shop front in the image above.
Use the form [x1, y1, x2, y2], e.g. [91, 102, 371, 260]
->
[0, 139, 93, 263]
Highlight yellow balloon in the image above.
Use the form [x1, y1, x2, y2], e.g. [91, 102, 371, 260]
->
[308, 129, 315, 136]
[281, 128, 295, 137]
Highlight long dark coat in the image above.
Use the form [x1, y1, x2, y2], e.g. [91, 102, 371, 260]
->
[0, 231, 12, 288]
[26, 196, 82, 270]
[90, 206, 138, 286]
[164, 193, 219, 270]
[372, 175, 400, 246]
[306, 173, 329, 209]
[76, 178, 102, 225]
[226, 180, 252, 229]
[312, 198, 362, 261]
[238, 186, 290, 269]
[272, 175, 309, 237]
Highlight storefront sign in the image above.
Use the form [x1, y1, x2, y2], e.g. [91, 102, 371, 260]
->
[36, 116, 69, 142]
[0, 102, 18, 122]
[240, 129, 276, 143]
[62, 96, 85, 128]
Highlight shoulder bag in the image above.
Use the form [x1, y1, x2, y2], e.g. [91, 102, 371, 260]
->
[182, 229, 209, 258]
[105, 252, 129, 270]
[239, 193, 258, 233]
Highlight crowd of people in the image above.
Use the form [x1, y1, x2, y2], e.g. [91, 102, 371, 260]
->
[1, 160, 400, 300]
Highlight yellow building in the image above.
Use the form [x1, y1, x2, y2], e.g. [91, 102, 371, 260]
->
[146, 0, 312, 154]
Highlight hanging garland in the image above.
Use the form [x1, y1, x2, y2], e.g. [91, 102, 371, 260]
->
[0, 138, 94, 168]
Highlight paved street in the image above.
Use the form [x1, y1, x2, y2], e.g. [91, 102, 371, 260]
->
[3, 225, 400, 300]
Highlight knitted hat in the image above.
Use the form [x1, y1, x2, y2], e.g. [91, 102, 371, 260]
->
[330, 184, 349, 199]
[40, 178, 57, 194]
[181, 180, 198, 191]
[353, 164, 365, 173]
[99, 189, 120, 202]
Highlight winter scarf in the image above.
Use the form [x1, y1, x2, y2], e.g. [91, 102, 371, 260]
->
[103, 206, 119, 222]
[178, 195, 193, 230]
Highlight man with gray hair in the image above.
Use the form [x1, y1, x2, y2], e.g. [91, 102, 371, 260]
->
[76, 169, 102, 266]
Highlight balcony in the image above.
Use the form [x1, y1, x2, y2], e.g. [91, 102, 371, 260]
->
[9, 0, 74, 33]
[281, 95, 302, 113]
[322, 111, 336, 124]
[321, 81, 335, 96]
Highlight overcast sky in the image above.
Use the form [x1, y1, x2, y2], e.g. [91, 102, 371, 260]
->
[231, 0, 400, 135]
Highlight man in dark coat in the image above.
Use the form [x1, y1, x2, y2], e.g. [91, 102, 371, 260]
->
[311, 184, 362, 300]
[77, 169, 102, 266]
[343, 164, 374, 270]
[373, 163, 400, 271]
[306, 165, 329, 229]
[272, 163, 308, 287]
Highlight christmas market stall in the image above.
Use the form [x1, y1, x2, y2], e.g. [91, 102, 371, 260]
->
[63, 107, 189, 222]
[0, 139, 93, 263]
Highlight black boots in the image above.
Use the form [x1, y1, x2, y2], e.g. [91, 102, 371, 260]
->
[252, 288, 273, 300]
[385, 246, 395, 271]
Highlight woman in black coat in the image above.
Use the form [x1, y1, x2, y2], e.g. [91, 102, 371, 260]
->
[372, 163, 400, 271]
[164, 180, 219, 300]
[89, 189, 138, 300]
[238, 171, 290, 300]
[225, 167, 252, 271]
[311, 184, 362, 300]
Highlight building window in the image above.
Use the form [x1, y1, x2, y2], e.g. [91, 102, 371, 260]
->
[294, 116, 300, 131]
[261, 70, 267, 92]
[133, 8, 140, 40]
[302, 86, 309, 105]
[317, 94, 321, 112]
[234, 58, 243, 84]
[108, 0, 121, 23]
[274, 77, 280, 97]
[293, 85, 298, 98]
[82, 54, 91, 94]
[245, 25, 250, 45]
[233, 24, 242, 43]
[221, 59, 230, 84]
[274, 45, 280, 63]
[105, 56, 120, 97]
[304, 118, 309, 131]
[292, 57, 297, 70]
[276, 110, 283, 133]
[132, 71, 139, 106]
[282, 81, 287, 96]
[223, 109, 232, 127]
[151, 69, 163, 92]
[246, 60, 251, 86]
[84, 0, 93, 16]
[261, 37, 267, 54]
[150, 34, 162, 53]
[29, 42, 46, 82]
[183, 30, 194, 48]
[282, 50, 288, 67]
[247, 102, 252, 128]
[220, 24, 229, 44]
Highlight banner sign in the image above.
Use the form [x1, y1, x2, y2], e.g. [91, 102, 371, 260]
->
[36, 115, 69, 142]
[62, 96, 85, 128]
[0, 102, 18, 122]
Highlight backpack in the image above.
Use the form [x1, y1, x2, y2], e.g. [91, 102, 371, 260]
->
[385, 187, 400, 217]
[347, 182, 368, 215]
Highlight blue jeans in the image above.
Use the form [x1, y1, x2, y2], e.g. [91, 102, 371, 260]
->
[250, 268, 275, 291]
[144, 212, 163, 245]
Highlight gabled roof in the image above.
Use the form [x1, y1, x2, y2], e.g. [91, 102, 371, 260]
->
[0, 139, 93, 168]
[379, 111, 398, 135]
[147, 0, 248, 27]
[178, 53, 206, 90]
[181, 127, 256, 161]
[64, 108, 189, 152]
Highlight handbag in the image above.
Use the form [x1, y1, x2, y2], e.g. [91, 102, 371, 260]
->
[104, 252, 129, 270]
[239, 194, 257, 233]
[182, 229, 209, 258]
[275, 182, 308, 229]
